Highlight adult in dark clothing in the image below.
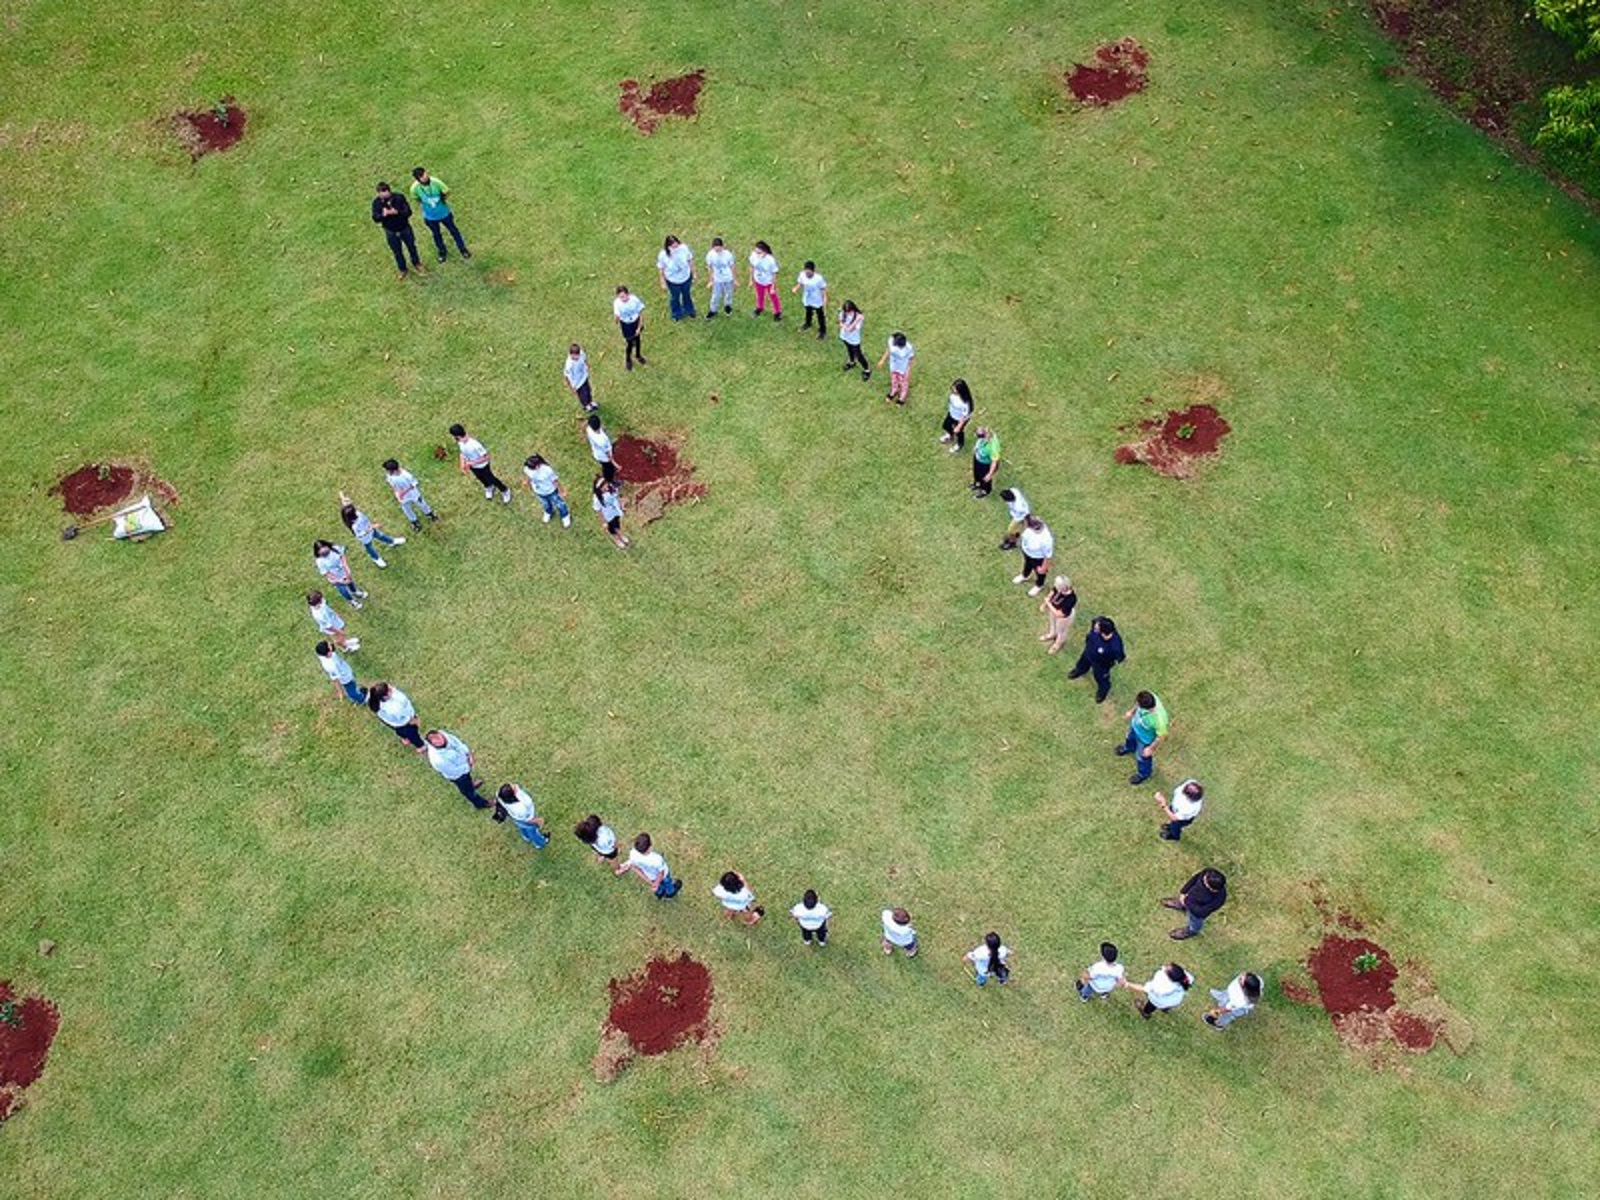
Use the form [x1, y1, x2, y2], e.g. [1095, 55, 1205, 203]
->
[1161, 867, 1227, 940]
[1066, 616, 1125, 703]
[371, 182, 421, 279]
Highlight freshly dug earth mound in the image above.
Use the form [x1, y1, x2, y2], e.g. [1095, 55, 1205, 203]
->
[1115, 403, 1230, 479]
[0, 981, 61, 1122]
[595, 954, 715, 1080]
[610, 435, 706, 524]
[51, 461, 178, 516]
[1066, 39, 1150, 106]
[174, 98, 247, 158]
[619, 71, 706, 134]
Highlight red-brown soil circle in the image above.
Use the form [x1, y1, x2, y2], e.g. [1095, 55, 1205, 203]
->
[174, 98, 247, 158]
[620, 71, 706, 134]
[0, 981, 61, 1122]
[609, 434, 707, 522]
[604, 953, 714, 1056]
[1115, 403, 1231, 478]
[1066, 38, 1150, 106]
[1307, 935, 1398, 1017]
[1389, 1010, 1441, 1051]
[51, 461, 178, 517]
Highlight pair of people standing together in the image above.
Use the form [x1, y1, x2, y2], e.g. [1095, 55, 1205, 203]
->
[369, 167, 470, 279]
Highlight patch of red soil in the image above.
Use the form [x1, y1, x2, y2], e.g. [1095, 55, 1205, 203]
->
[1114, 403, 1230, 479]
[619, 71, 706, 134]
[174, 98, 247, 158]
[1374, 3, 1413, 38]
[604, 953, 714, 1056]
[51, 461, 178, 517]
[1066, 38, 1150, 106]
[610, 434, 706, 524]
[1301, 920, 1462, 1062]
[1389, 1010, 1441, 1051]
[1307, 935, 1397, 1016]
[0, 981, 61, 1122]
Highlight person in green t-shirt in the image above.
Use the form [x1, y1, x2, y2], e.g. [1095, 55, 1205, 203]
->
[410, 166, 471, 262]
[1116, 689, 1169, 785]
[970, 427, 1001, 497]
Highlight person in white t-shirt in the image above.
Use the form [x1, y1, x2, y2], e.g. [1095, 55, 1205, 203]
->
[424, 728, 489, 809]
[1205, 971, 1262, 1029]
[573, 813, 619, 862]
[712, 870, 765, 925]
[612, 285, 648, 369]
[878, 332, 915, 405]
[964, 931, 1013, 986]
[1013, 515, 1054, 596]
[382, 458, 437, 531]
[790, 889, 832, 946]
[592, 476, 629, 549]
[881, 907, 919, 957]
[704, 236, 737, 317]
[656, 235, 697, 320]
[584, 412, 617, 483]
[997, 488, 1030, 550]
[1076, 941, 1127, 1001]
[493, 782, 548, 849]
[563, 343, 596, 412]
[314, 641, 365, 705]
[1127, 963, 1193, 1019]
[307, 590, 358, 652]
[748, 240, 782, 320]
[313, 540, 367, 607]
[791, 261, 829, 339]
[340, 497, 406, 568]
[939, 379, 974, 453]
[449, 422, 513, 503]
[522, 454, 571, 527]
[1156, 779, 1205, 841]
[365, 681, 423, 751]
[837, 300, 871, 379]
[615, 831, 682, 898]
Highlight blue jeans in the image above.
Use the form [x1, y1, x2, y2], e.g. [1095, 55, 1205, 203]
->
[513, 819, 548, 849]
[333, 581, 361, 604]
[339, 679, 365, 704]
[667, 278, 696, 319]
[426, 214, 468, 257]
[1208, 989, 1246, 1025]
[536, 491, 570, 519]
[653, 872, 681, 899]
[1122, 727, 1154, 780]
[1186, 908, 1206, 935]
[358, 531, 397, 561]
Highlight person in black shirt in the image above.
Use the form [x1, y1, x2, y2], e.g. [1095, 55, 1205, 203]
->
[371, 182, 422, 280]
[1066, 616, 1125, 702]
[1161, 867, 1227, 940]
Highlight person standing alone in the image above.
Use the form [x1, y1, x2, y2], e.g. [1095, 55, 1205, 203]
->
[1117, 689, 1169, 786]
[657, 235, 697, 320]
[371, 183, 421, 280]
[410, 167, 470, 262]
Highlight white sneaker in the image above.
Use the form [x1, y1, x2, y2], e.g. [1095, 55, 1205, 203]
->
[561, 514, 571, 528]
[1028, 584, 1043, 596]
[542, 511, 552, 524]
[500, 490, 512, 504]
[372, 557, 388, 569]
[948, 444, 960, 455]
[346, 638, 361, 652]
[1012, 574, 1027, 584]
[483, 487, 494, 500]
[350, 598, 364, 609]
[938, 434, 951, 444]
[391, 536, 406, 546]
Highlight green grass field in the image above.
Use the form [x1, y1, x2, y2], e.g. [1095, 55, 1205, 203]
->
[3, 0, 1599, 1195]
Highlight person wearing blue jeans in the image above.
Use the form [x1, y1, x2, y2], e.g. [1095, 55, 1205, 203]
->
[1161, 867, 1227, 940]
[314, 641, 366, 704]
[1205, 972, 1262, 1029]
[494, 783, 549, 849]
[424, 729, 489, 809]
[340, 500, 406, 567]
[616, 832, 682, 898]
[522, 454, 572, 527]
[371, 182, 422, 279]
[1116, 689, 1169, 785]
[410, 167, 470, 261]
[656, 235, 696, 320]
[313, 540, 367, 609]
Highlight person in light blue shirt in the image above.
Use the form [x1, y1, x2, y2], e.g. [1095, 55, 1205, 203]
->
[314, 641, 365, 705]
[612, 286, 648, 369]
[656, 235, 696, 320]
[592, 476, 629, 549]
[410, 167, 470, 262]
[424, 729, 488, 808]
[494, 783, 549, 849]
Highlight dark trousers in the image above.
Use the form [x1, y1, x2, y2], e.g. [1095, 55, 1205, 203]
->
[425, 215, 468, 258]
[1121, 727, 1154, 780]
[470, 463, 510, 494]
[388, 720, 424, 748]
[943, 415, 967, 449]
[666, 278, 696, 319]
[844, 343, 870, 371]
[1071, 649, 1115, 702]
[447, 772, 488, 809]
[972, 457, 995, 495]
[801, 922, 829, 944]
[803, 304, 827, 336]
[620, 321, 644, 364]
[1160, 817, 1193, 840]
[385, 226, 420, 272]
[598, 459, 617, 483]
[574, 380, 595, 411]
[1021, 554, 1046, 585]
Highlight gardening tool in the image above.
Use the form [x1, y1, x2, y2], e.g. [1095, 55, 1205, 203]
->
[60, 510, 122, 541]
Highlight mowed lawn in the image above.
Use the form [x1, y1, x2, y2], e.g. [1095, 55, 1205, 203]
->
[2, 0, 1599, 1195]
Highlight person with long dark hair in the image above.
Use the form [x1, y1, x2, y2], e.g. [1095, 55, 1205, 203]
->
[940, 379, 973, 452]
[339, 497, 405, 568]
[612, 285, 647, 369]
[592, 475, 629, 549]
[313, 540, 366, 607]
[573, 813, 619, 861]
[657, 235, 697, 320]
[712, 870, 765, 925]
[493, 782, 548, 850]
[748, 240, 782, 319]
[964, 931, 1012, 986]
[367, 681, 423, 751]
[838, 300, 870, 379]
[522, 454, 571, 528]
[705, 236, 736, 317]
[1126, 962, 1193, 1018]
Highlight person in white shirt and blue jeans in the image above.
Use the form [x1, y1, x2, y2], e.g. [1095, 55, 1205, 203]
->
[523, 454, 571, 527]
[657, 235, 697, 320]
[340, 499, 405, 567]
[494, 783, 549, 849]
[382, 458, 437, 531]
[615, 831, 682, 898]
[314, 641, 365, 705]
[424, 729, 488, 809]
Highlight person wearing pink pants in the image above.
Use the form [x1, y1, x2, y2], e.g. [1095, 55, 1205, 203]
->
[878, 332, 915, 405]
[748, 240, 782, 321]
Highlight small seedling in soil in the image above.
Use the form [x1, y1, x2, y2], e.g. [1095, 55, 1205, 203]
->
[212, 100, 231, 127]
[1353, 950, 1382, 974]
[1176, 423, 1196, 440]
[0, 1000, 22, 1029]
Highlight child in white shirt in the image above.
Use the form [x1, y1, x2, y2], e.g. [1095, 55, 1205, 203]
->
[878, 333, 915, 405]
[1205, 972, 1262, 1029]
[493, 783, 548, 849]
[382, 458, 436, 531]
[881, 907, 919, 957]
[790, 889, 832, 946]
[964, 932, 1012, 986]
[574, 813, 618, 861]
[748, 240, 781, 319]
[615, 831, 681, 898]
[1077, 942, 1126, 1000]
[1127, 963, 1193, 1019]
[791, 261, 828, 338]
[838, 300, 870, 379]
[705, 236, 736, 316]
[712, 871, 764, 925]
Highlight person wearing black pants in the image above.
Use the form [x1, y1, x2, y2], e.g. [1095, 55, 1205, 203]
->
[371, 183, 421, 279]
[1067, 616, 1126, 703]
[613, 285, 647, 370]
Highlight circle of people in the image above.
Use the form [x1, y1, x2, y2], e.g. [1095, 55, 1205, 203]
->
[312, 189, 1264, 1029]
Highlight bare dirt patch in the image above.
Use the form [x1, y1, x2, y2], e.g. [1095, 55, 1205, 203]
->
[0, 981, 61, 1122]
[1066, 38, 1150, 106]
[1115, 403, 1230, 479]
[173, 98, 247, 159]
[619, 71, 706, 135]
[610, 434, 706, 524]
[51, 460, 178, 517]
[594, 953, 715, 1081]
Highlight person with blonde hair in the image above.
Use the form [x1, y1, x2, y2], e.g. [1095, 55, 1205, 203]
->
[1039, 575, 1078, 653]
